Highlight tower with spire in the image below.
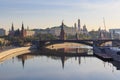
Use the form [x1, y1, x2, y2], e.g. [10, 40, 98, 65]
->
[74, 23, 79, 40]
[12, 23, 14, 31]
[21, 22, 26, 38]
[9, 22, 15, 36]
[60, 21, 66, 40]
[78, 19, 81, 32]
[22, 22, 24, 31]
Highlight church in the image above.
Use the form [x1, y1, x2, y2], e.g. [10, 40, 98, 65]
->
[9, 23, 35, 38]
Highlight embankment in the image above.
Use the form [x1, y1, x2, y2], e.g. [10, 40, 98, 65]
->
[0, 47, 31, 60]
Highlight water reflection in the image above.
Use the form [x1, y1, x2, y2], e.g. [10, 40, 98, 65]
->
[13, 48, 120, 71]
[1, 47, 120, 80]
[16, 48, 93, 69]
[1, 47, 120, 70]
[110, 61, 120, 70]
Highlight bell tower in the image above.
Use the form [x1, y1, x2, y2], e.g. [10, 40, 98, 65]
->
[60, 21, 66, 40]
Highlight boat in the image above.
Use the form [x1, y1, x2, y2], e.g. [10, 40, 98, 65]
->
[104, 47, 120, 61]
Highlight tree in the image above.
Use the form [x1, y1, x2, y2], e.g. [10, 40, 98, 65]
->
[35, 33, 57, 40]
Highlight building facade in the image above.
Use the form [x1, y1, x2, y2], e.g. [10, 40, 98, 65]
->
[0, 28, 6, 36]
[109, 29, 120, 39]
[78, 19, 81, 32]
[25, 30, 35, 37]
[60, 21, 66, 40]
[9, 23, 35, 38]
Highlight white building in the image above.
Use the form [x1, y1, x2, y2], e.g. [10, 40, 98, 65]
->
[81, 25, 89, 35]
[25, 30, 35, 37]
[50, 26, 76, 36]
[34, 26, 76, 37]
[0, 28, 6, 36]
[34, 29, 54, 36]
[109, 29, 120, 39]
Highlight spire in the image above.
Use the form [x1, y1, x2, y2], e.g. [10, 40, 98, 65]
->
[11, 22, 14, 31]
[103, 17, 107, 39]
[61, 20, 64, 30]
[78, 19, 81, 31]
[103, 17, 106, 31]
[22, 22, 24, 30]
[62, 20, 64, 25]
[21, 22, 26, 38]
[60, 20, 66, 40]
[74, 23, 79, 40]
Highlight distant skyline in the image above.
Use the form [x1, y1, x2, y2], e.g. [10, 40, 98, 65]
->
[0, 0, 120, 31]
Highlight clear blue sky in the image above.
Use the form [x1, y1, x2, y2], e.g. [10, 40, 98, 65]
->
[0, 0, 120, 31]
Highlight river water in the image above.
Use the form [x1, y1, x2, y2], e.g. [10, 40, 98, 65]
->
[0, 47, 120, 80]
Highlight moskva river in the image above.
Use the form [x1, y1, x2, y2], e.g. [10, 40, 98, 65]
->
[0, 47, 120, 80]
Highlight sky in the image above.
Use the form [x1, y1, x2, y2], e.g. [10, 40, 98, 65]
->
[0, 0, 120, 31]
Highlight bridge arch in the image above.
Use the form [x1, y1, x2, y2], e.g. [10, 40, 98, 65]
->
[33, 39, 120, 49]
[39, 40, 93, 48]
[100, 41, 112, 46]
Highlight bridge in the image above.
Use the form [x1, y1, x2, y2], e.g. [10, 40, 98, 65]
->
[33, 39, 120, 49]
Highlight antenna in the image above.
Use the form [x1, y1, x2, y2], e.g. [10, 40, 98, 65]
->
[103, 17, 107, 39]
[103, 17, 106, 31]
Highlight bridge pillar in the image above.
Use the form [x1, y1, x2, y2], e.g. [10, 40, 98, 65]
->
[93, 40, 100, 53]
[93, 40, 98, 46]
[38, 41, 46, 49]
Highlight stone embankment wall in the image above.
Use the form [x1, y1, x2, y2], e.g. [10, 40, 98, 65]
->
[112, 41, 120, 46]
[0, 47, 30, 59]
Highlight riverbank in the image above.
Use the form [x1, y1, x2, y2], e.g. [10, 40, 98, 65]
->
[0, 47, 31, 60]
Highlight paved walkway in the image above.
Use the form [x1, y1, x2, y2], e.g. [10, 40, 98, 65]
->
[0, 46, 31, 60]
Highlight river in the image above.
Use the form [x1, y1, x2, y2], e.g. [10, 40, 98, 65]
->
[0, 46, 120, 80]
